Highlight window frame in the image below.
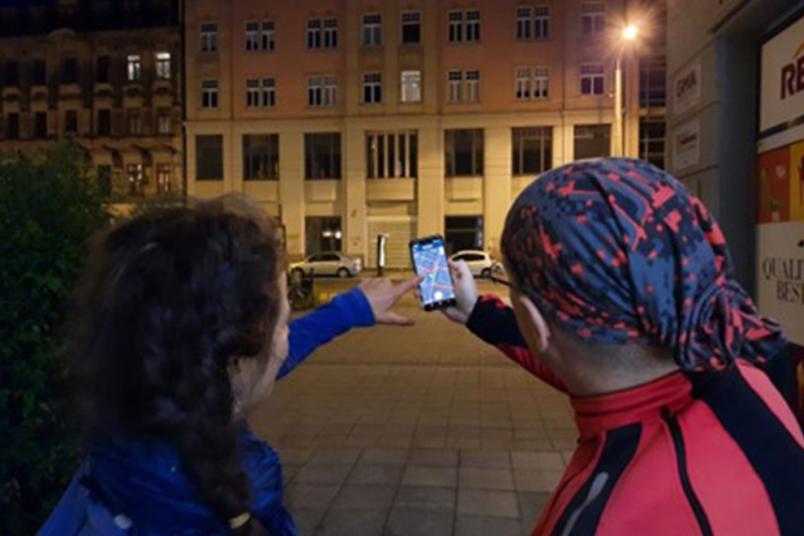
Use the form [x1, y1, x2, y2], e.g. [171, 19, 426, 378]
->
[580, 2, 605, 35]
[401, 11, 421, 44]
[243, 133, 280, 181]
[400, 70, 422, 103]
[200, 22, 218, 53]
[362, 13, 382, 47]
[580, 63, 604, 96]
[201, 79, 219, 108]
[155, 51, 171, 80]
[362, 72, 382, 104]
[512, 126, 553, 175]
[445, 128, 484, 177]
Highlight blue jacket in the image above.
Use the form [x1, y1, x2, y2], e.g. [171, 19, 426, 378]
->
[39, 288, 375, 535]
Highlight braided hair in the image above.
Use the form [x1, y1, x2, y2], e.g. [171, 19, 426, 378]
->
[69, 196, 282, 533]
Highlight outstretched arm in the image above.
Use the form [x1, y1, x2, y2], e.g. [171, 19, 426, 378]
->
[444, 261, 567, 392]
[279, 277, 420, 379]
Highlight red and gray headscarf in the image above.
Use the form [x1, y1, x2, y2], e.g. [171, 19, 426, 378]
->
[501, 158, 785, 371]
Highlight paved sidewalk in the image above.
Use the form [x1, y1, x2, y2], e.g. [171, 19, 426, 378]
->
[249, 295, 576, 536]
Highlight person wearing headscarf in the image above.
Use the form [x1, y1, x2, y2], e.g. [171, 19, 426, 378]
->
[446, 158, 803, 535]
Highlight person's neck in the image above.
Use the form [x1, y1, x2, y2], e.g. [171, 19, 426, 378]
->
[558, 359, 681, 398]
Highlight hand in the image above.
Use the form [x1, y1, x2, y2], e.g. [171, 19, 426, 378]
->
[441, 260, 477, 324]
[360, 276, 422, 326]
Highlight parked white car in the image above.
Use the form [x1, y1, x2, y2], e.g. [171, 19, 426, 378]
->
[449, 250, 504, 278]
[289, 252, 362, 278]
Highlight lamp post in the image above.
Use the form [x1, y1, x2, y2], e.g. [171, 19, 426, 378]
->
[613, 24, 638, 157]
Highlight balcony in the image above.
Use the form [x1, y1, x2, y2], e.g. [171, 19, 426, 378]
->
[243, 180, 279, 202]
[367, 178, 415, 202]
[445, 177, 482, 201]
[305, 180, 339, 202]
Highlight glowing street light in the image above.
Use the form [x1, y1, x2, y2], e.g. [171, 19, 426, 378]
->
[622, 24, 638, 41]
[613, 24, 639, 157]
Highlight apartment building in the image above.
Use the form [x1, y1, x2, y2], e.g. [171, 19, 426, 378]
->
[185, 0, 667, 265]
[0, 0, 182, 201]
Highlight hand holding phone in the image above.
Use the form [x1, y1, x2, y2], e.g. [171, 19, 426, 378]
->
[409, 235, 457, 311]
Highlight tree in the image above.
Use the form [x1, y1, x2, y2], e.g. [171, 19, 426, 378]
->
[0, 142, 109, 533]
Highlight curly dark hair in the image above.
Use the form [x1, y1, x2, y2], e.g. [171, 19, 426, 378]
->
[68, 196, 283, 533]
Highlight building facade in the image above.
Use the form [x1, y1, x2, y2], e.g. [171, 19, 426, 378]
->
[0, 0, 182, 202]
[665, 0, 803, 345]
[186, 0, 666, 265]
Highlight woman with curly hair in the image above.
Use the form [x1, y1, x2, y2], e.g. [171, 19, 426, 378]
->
[40, 196, 419, 535]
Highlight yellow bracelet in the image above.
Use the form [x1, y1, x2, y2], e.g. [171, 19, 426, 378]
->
[229, 512, 251, 529]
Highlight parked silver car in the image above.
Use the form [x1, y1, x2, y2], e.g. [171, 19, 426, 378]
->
[289, 252, 362, 278]
[449, 250, 504, 278]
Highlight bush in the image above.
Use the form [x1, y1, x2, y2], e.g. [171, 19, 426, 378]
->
[0, 142, 109, 534]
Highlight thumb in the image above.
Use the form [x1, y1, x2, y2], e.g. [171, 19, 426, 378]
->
[394, 275, 423, 298]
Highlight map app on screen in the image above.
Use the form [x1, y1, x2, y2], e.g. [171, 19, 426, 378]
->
[412, 238, 455, 306]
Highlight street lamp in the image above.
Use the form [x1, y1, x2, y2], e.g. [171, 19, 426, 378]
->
[613, 24, 638, 157]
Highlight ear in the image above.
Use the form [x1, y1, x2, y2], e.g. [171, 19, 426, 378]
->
[512, 292, 551, 354]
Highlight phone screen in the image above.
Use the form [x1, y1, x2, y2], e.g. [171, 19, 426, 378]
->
[410, 237, 456, 309]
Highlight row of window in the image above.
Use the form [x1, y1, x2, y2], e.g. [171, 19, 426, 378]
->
[199, 64, 606, 110]
[198, 2, 609, 54]
[96, 163, 175, 198]
[2, 109, 174, 139]
[195, 125, 619, 182]
[1, 52, 172, 86]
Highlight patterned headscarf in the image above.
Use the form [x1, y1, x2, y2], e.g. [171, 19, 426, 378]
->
[501, 158, 785, 371]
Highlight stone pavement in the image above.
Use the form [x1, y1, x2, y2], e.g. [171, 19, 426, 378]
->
[249, 285, 577, 536]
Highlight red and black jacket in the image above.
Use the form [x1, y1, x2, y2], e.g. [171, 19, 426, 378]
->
[467, 296, 804, 535]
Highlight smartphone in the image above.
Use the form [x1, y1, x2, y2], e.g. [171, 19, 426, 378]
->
[409, 235, 457, 311]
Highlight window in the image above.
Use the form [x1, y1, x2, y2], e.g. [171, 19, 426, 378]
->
[533, 67, 549, 98]
[448, 11, 463, 42]
[466, 10, 480, 41]
[466, 70, 480, 102]
[516, 7, 532, 39]
[6, 113, 19, 139]
[96, 56, 110, 83]
[363, 13, 381, 46]
[97, 109, 111, 136]
[515, 68, 531, 99]
[127, 163, 146, 196]
[97, 165, 112, 197]
[534, 6, 549, 38]
[156, 163, 172, 193]
[155, 52, 171, 80]
[246, 21, 259, 50]
[196, 134, 223, 180]
[639, 56, 666, 108]
[127, 54, 141, 82]
[574, 124, 610, 159]
[366, 131, 418, 178]
[306, 217, 342, 255]
[127, 109, 141, 135]
[201, 79, 219, 108]
[243, 134, 279, 180]
[305, 132, 341, 179]
[581, 2, 605, 35]
[307, 75, 337, 107]
[65, 110, 78, 135]
[445, 129, 484, 176]
[200, 23, 218, 53]
[445, 216, 483, 253]
[448, 70, 479, 103]
[33, 60, 46, 85]
[402, 11, 421, 44]
[62, 57, 77, 84]
[448, 70, 462, 103]
[323, 18, 338, 48]
[307, 19, 321, 49]
[512, 127, 553, 175]
[449, 10, 479, 43]
[639, 118, 666, 169]
[261, 21, 275, 51]
[246, 78, 275, 107]
[34, 112, 47, 139]
[363, 73, 382, 104]
[400, 70, 421, 103]
[580, 64, 604, 95]
[157, 109, 172, 135]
